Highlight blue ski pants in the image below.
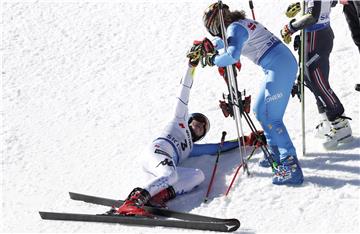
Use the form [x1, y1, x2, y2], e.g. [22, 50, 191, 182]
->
[254, 43, 298, 160]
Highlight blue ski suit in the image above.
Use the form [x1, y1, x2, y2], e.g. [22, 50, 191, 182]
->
[212, 18, 298, 160]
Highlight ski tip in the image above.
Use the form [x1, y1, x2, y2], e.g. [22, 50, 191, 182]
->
[39, 211, 47, 219]
[69, 191, 81, 200]
[68, 191, 76, 197]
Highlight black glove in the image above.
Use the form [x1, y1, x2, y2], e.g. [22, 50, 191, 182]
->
[293, 35, 301, 51]
[291, 82, 301, 101]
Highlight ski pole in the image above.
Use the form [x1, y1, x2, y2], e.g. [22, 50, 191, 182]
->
[224, 144, 258, 196]
[243, 112, 278, 169]
[300, 0, 306, 156]
[204, 131, 227, 203]
[218, 0, 249, 177]
[224, 141, 261, 197]
[224, 145, 255, 197]
[248, 0, 256, 20]
[225, 162, 242, 196]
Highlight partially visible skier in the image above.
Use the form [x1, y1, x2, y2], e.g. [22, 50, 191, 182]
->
[190, 2, 304, 185]
[339, 0, 360, 92]
[113, 54, 264, 217]
[281, 0, 353, 149]
[340, 0, 360, 53]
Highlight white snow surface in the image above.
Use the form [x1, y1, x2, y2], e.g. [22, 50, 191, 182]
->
[1, 0, 360, 233]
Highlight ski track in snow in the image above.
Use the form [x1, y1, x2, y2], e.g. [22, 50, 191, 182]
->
[1, 0, 359, 233]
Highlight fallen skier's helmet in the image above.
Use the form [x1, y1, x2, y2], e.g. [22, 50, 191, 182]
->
[188, 113, 210, 142]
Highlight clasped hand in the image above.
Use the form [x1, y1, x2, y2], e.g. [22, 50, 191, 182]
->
[187, 38, 217, 67]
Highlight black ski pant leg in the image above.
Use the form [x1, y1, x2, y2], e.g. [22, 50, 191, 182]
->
[304, 28, 345, 122]
[343, 0, 360, 53]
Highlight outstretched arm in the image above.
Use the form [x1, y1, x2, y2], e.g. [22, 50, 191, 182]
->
[174, 66, 196, 120]
[189, 131, 266, 157]
[290, 1, 321, 31]
[189, 140, 239, 157]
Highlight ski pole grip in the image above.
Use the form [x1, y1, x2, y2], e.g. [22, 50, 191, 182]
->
[249, 0, 254, 9]
[220, 131, 227, 146]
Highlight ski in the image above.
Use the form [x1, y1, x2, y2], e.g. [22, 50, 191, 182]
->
[39, 211, 239, 232]
[39, 192, 240, 232]
[68, 192, 236, 222]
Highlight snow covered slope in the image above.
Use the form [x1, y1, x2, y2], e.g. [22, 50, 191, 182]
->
[2, 0, 359, 233]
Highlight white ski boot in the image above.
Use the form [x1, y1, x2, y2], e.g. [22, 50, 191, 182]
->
[314, 113, 331, 139]
[323, 116, 352, 149]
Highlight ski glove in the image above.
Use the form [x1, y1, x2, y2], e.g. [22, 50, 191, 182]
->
[246, 130, 267, 147]
[229, 130, 266, 147]
[291, 82, 301, 101]
[200, 38, 217, 67]
[202, 52, 217, 67]
[285, 2, 301, 18]
[280, 19, 296, 44]
[187, 40, 203, 67]
[186, 38, 217, 67]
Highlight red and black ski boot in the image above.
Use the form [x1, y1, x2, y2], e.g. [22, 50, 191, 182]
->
[115, 188, 152, 217]
[147, 186, 176, 208]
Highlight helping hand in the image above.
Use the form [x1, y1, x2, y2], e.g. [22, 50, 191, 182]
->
[186, 38, 217, 67]
[187, 40, 203, 67]
[201, 52, 217, 67]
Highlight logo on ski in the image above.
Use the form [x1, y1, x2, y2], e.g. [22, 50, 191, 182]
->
[225, 224, 238, 231]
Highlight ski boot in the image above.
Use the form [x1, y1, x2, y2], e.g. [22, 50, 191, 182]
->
[115, 188, 152, 217]
[272, 156, 304, 185]
[314, 113, 331, 139]
[323, 116, 352, 149]
[147, 186, 176, 208]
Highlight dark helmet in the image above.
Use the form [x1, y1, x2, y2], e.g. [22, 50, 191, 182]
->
[188, 113, 210, 142]
[203, 2, 229, 36]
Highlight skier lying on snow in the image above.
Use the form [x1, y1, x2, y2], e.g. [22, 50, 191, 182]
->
[112, 58, 264, 217]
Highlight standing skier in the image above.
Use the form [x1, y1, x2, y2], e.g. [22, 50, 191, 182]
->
[193, 2, 303, 185]
[281, 0, 352, 149]
[114, 59, 263, 216]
